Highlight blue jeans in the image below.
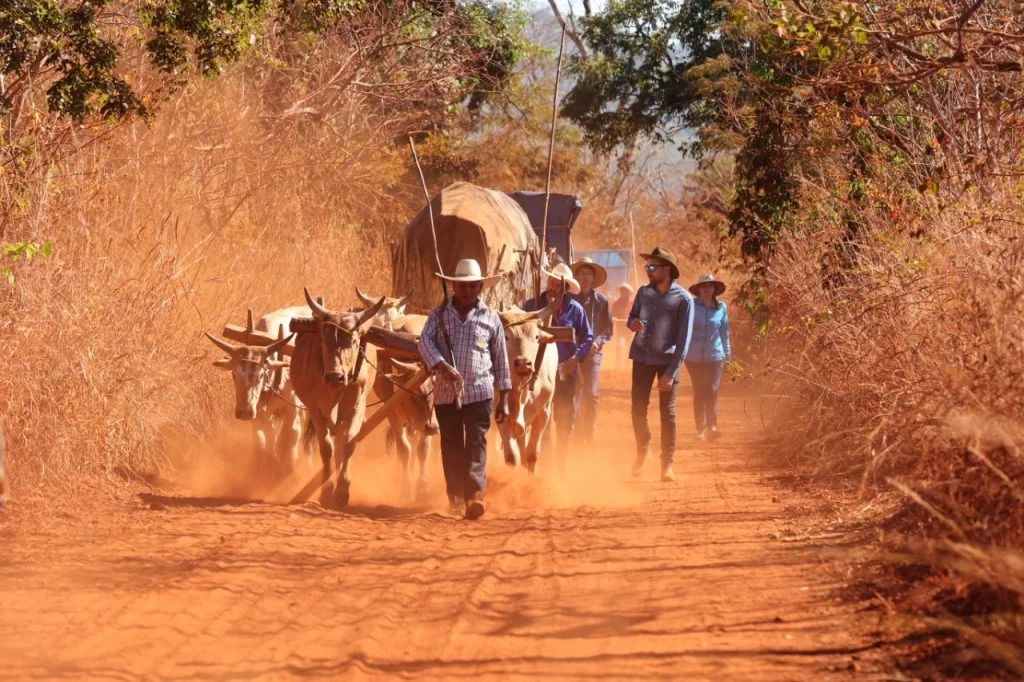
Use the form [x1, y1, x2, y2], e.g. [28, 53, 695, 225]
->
[576, 352, 603, 443]
[435, 399, 491, 502]
[554, 370, 578, 448]
[685, 361, 724, 431]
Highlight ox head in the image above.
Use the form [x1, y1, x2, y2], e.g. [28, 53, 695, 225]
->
[355, 287, 409, 329]
[306, 287, 384, 388]
[206, 331, 294, 420]
[499, 301, 560, 379]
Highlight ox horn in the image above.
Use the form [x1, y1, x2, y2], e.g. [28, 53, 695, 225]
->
[304, 287, 330, 318]
[389, 358, 421, 375]
[395, 294, 410, 309]
[354, 286, 376, 307]
[204, 332, 241, 356]
[246, 309, 255, 334]
[265, 331, 295, 358]
[356, 296, 387, 329]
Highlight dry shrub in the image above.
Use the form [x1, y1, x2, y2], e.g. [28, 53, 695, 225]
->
[0, 56, 417, 501]
[761, 178, 1024, 674]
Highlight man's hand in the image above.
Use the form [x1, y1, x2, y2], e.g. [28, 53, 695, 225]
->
[435, 362, 462, 383]
[587, 343, 601, 359]
[658, 373, 674, 392]
[628, 319, 644, 333]
[495, 391, 510, 424]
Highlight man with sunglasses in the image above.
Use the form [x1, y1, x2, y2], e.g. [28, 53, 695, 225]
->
[626, 246, 694, 482]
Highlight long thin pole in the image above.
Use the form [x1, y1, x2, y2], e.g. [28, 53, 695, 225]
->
[629, 210, 640, 289]
[537, 24, 567, 299]
[409, 136, 461, 407]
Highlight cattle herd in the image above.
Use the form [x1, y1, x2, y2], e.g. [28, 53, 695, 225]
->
[203, 285, 564, 509]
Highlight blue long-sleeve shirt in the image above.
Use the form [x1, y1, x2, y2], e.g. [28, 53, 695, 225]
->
[687, 298, 731, 363]
[523, 293, 593, 363]
[627, 282, 694, 379]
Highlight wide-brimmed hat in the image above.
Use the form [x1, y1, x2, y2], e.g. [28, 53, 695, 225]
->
[436, 258, 502, 286]
[688, 273, 726, 297]
[639, 246, 680, 280]
[571, 256, 607, 288]
[541, 262, 581, 295]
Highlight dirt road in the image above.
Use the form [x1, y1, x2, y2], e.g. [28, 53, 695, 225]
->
[1, 369, 877, 680]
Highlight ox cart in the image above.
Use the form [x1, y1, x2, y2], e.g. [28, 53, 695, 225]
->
[392, 181, 539, 313]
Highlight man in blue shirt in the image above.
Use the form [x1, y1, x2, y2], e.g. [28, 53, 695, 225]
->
[523, 262, 593, 458]
[627, 246, 694, 482]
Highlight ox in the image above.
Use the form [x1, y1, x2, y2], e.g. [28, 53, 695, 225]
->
[371, 314, 436, 500]
[497, 303, 559, 473]
[205, 315, 299, 473]
[354, 287, 410, 328]
[291, 288, 384, 507]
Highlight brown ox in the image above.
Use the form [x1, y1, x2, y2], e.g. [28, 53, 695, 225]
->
[291, 288, 384, 507]
[205, 320, 298, 473]
[371, 314, 436, 500]
[497, 303, 559, 472]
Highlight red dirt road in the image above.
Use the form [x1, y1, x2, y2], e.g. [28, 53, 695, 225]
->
[0, 369, 877, 680]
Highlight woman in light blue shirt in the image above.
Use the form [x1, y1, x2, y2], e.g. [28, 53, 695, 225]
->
[685, 274, 731, 441]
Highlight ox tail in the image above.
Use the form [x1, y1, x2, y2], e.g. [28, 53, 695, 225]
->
[385, 426, 395, 457]
[302, 414, 316, 455]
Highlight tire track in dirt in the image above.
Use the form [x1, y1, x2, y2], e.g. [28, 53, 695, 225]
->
[0, 369, 878, 680]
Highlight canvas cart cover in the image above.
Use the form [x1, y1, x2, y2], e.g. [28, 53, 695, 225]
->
[507, 191, 582, 265]
[393, 182, 539, 312]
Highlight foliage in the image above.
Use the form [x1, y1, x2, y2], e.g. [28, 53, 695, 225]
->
[1, 239, 53, 285]
[561, 0, 726, 153]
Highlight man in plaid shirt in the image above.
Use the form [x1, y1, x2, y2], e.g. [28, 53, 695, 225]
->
[418, 258, 511, 520]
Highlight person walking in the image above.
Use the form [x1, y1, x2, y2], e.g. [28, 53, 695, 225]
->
[611, 283, 634, 367]
[570, 257, 613, 444]
[418, 259, 511, 520]
[685, 273, 731, 441]
[523, 262, 593, 454]
[627, 246, 694, 482]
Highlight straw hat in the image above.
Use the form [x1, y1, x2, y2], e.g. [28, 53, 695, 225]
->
[639, 246, 680, 280]
[688, 273, 726, 297]
[571, 256, 607, 288]
[541, 262, 581, 295]
[436, 258, 502, 286]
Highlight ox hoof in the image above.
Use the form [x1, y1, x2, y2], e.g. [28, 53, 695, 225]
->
[524, 457, 538, 474]
[318, 486, 334, 508]
[334, 481, 351, 508]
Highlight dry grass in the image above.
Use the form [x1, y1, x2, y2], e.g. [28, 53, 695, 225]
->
[758, 179, 1024, 675]
[0, 63, 404, 502]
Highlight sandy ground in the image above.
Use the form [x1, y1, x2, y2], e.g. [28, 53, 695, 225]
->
[0, 368, 881, 680]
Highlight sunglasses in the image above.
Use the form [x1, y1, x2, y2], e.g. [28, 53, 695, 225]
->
[644, 264, 666, 273]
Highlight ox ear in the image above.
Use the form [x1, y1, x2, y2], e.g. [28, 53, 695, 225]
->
[213, 358, 233, 370]
[205, 331, 241, 357]
[304, 287, 330, 318]
[354, 286, 376, 308]
[356, 296, 386, 331]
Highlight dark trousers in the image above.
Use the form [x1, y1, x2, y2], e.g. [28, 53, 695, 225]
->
[434, 399, 491, 502]
[685, 361, 724, 431]
[553, 370, 578, 449]
[631, 362, 679, 465]
[576, 352, 603, 443]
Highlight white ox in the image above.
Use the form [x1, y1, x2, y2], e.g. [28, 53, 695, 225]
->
[497, 304, 559, 473]
[205, 307, 308, 474]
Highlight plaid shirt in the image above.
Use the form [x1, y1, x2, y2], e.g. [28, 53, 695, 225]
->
[418, 298, 512, 406]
